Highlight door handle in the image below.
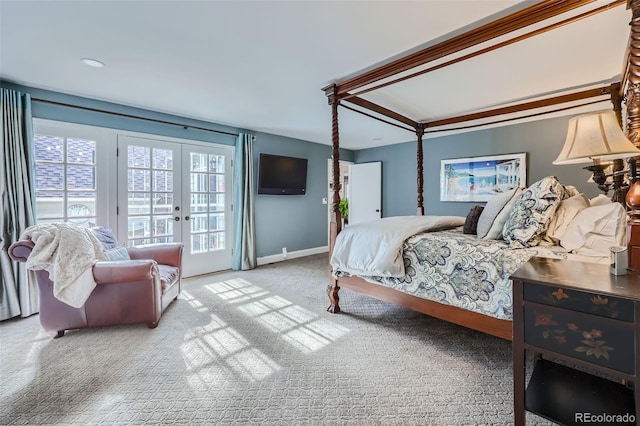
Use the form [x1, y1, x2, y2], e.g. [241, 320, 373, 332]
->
[174, 217, 180, 221]
[184, 216, 190, 221]
[375, 209, 380, 212]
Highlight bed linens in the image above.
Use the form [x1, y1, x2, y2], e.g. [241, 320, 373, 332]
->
[329, 215, 465, 278]
[333, 229, 568, 321]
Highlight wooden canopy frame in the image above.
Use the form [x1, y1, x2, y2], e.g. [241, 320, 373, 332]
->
[323, 0, 640, 340]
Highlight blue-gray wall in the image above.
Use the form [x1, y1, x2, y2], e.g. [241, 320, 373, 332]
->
[355, 115, 602, 217]
[1, 80, 353, 257]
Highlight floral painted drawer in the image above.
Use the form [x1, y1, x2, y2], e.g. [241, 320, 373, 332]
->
[523, 282, 634, 322]
[524, 303, 636, 374]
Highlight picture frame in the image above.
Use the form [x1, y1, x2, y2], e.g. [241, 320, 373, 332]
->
[440, 153, 527, 202]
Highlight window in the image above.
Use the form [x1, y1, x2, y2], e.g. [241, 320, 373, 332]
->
[34, 134, 98, 226]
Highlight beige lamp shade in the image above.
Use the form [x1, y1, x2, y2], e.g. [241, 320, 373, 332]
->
[553, 110, 640, 165]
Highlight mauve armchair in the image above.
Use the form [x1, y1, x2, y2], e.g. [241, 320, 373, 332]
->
[8, 237, 183, 338]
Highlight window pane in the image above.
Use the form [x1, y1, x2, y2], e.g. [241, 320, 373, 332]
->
[128, 146, 150, 168]
[190, 214, 208, 233]
[153, 170, 172, 192]
[67, 139, 96, 164]
[153, 236, 173, 244]
[67, 193, 95, 218]
[209, 213, 224, 232]
[191, 153, 207, 172]
[190, 193, 208, 213]
[210, 232, 225, 250]
[128, 238, 152, 247]
[36, 191, 65, 219]
[209, 194, 225, 212]
[128, 169, 150, 191]
[152, 148, 173, 170]
[209, 155, 224, 173]
[128, 192, 151, 215]
[209, 175, 224, 193]
[67, 166, 95, 190]
[128, 217, 150, 239]
[152, 215, 173, 237]
[191, 234, 208, 254]
[34, 135, 63, 162]
[190, 173, 208, 193]
[153, 193, 173, 214]
[36, 164, 64, 190]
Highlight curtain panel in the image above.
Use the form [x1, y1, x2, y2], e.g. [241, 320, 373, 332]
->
[232, 133, 256, 270]
[1, 88, 38, 320]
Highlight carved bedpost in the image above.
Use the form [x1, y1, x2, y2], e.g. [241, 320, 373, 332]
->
[611, 82, 627, 203]
[416, 123, 425, 215]
[327, 84, 342, 314]
[624, 1, 640, 215]
[627, 0, 640, 149]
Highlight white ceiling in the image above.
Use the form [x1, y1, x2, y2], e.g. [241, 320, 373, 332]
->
[0, 1, 631, 150]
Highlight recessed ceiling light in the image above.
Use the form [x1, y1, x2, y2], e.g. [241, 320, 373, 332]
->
[81, 58, 105, 68]
[372, 137, 382, 141]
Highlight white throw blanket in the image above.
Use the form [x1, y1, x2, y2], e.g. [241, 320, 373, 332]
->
[330, 215, 465, 278]
[21, 223, 107, 308]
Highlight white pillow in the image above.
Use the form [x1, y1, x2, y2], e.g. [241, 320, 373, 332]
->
[544, 194, 589, 244]
[589, 194, 612, 206]
[483, 188, 524, 240]
[560, 203, 626, 257]
[476, 188, 521, 239]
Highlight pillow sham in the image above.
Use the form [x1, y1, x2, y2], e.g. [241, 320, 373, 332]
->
[502, 176, 565, 248]
[543, 193, 590, 244]
[483, 188, 524, 240]
[104, 246, 131, 261]
[476, 187, 521, 239]
[560, 203, 626, 257]
[463, 205, 484, 235]
[589, 194, 612, 206]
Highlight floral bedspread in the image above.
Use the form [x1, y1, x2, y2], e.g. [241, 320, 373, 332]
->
[334, 229, 568, 320]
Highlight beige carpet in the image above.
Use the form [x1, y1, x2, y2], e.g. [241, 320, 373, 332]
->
[0, 254, 552, 425]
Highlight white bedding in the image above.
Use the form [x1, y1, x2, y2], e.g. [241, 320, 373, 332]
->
[329, 215, 465, 278]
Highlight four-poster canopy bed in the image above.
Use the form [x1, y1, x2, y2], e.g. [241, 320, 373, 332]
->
[322, 0, 640, 341]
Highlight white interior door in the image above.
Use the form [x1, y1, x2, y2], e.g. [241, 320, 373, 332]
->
[117, 135, 233, 277]
[348, 162, 382, 224]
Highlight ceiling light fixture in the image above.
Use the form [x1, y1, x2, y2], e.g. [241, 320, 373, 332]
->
[81, 58, 105, 68]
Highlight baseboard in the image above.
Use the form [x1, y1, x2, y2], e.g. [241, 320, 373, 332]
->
[257, 246, 328, 266]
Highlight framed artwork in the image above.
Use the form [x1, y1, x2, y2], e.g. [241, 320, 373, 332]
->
[440, 153, 527, 202]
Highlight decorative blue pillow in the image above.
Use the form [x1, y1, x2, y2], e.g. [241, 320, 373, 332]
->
[502, 176, 566, 248]
[91, 227, 119, 250]
[104, 246, 130, 261]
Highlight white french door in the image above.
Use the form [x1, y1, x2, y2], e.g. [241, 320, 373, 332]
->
[117, 135, 233, 277]
[181, 145, 233, 276]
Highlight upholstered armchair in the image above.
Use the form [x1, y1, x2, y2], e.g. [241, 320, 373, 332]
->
[8, 228, 183, 338]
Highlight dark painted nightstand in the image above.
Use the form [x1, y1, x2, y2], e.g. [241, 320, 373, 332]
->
[511, 257, 640, 425]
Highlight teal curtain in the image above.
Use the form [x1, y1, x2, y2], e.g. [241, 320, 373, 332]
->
[232, 133, 256, 270]
[1, 88, 38, 320]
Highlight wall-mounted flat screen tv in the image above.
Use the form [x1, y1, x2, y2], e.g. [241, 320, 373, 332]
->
[257, 153, 308, 195]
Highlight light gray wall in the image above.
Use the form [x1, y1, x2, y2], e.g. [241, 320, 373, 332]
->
[252, 132, 353, 256]
[2, 80, 353, 257]
[355, 115, 602, 217]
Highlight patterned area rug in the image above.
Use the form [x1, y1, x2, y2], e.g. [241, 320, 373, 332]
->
[0, 254, 551, 425]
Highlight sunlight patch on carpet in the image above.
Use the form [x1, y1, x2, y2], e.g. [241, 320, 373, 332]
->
[181, 313, 281, 385]
[205, 279, 269, 304]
